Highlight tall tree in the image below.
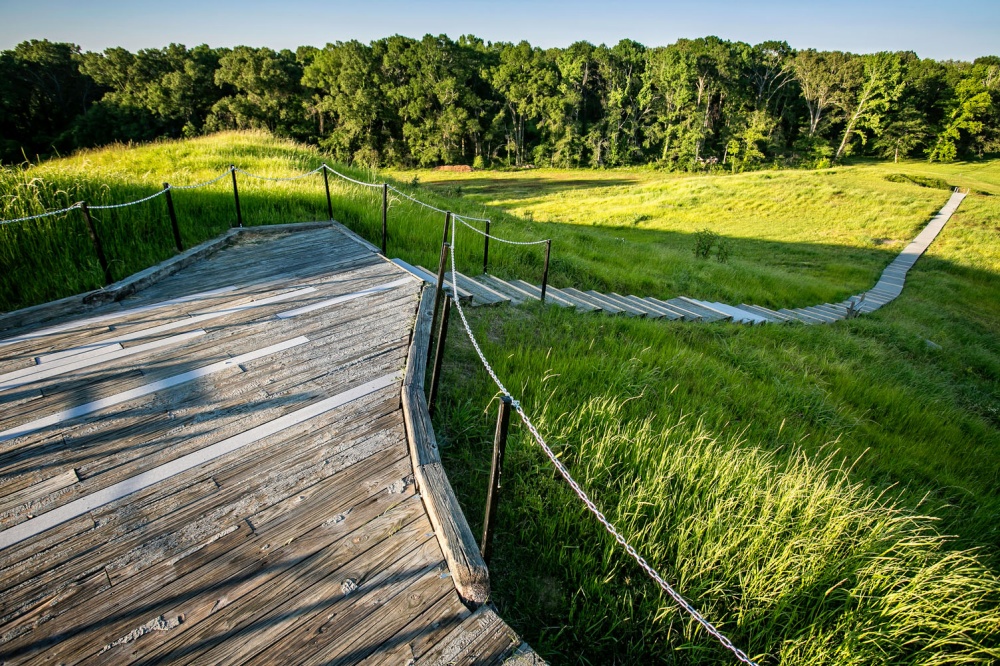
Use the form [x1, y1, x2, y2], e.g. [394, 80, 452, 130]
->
[207, 47, 305, 136]
[0, 40, 94, 162]
[490, 41, 558, 166]
[834, 52, 904, 160]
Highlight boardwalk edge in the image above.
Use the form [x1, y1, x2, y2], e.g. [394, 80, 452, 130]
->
[401, 284, 491, 607]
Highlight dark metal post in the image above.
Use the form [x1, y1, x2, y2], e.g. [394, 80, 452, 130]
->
[322, 164, 333, 220]
[230, 165, 243, 228]
[429, 242, 450, 373]
[381, 183, 388, 254]
[163, 184, 183, 252]
[441, 211, 451, 250]
[483, 219, 490, 275]
[481, 395, 513, 564]
[428, 294, 450, 416]
[540, 239, 552, 304]
[78, 202, 112, 286]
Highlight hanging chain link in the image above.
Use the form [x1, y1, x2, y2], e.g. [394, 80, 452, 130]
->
[88, 189, 168, 210]
[169, 166, 235, 190]
[454, 215, 549, 246]
[323, 164, 383, 189]
[234, 166, 324, 182]
[446, 221, 760, 666]
[0, 203, 80, 225]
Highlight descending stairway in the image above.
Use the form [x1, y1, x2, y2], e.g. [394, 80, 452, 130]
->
[392, 190, 966, 326]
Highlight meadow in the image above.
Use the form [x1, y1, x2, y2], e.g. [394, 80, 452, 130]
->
[1, 133, 998, 664]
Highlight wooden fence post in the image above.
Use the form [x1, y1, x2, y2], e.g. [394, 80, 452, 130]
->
[428, 294, 450, 416]
[429, 242, 450, 375]
[230, 165, 243, 228]
[322, 164, 333, 220]
[441, 211, 452, 252]
[78, 202, 112, 286]
[481, 395, 513, 564]
[163, 184, 183, 252]
[483, 219, 490, 275]
[381, 183, 388, 255]
[540, 239, 552, 304]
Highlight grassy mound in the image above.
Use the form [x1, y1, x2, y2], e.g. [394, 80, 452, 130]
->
[3, 132, 999, 663]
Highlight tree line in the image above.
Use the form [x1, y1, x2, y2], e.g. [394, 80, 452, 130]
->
[1, 35, 998, 169]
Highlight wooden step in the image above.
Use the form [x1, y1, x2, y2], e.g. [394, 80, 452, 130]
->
[477, 275, 533, 304]
[415, 266, 475, 302]
[647, 297, 703, 321]
[389, 259, 470, 303]
[587, 292, 640, 316]
[560, 288, 612, 313]
[508, 280, 577, 308]
[631, 297, 682, 320]
[704, 302, 768, 325]
[545, 286, 599, 312]
[800, 306, 840, 323]
[672, 297, 732, 322]
[451, 273, 509, 306]
[780, 308, 826, 324]
[617, 294, 665, 318]
[737, 304, 793, 323]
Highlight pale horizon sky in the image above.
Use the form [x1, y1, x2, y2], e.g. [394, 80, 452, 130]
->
[0, 0, 997, 61]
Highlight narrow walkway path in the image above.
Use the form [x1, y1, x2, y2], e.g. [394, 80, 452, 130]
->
[396, 190, 966, 325]
[0, 225, 538, 664]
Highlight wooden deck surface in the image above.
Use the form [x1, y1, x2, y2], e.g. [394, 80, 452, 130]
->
[0, 225, 535, 664]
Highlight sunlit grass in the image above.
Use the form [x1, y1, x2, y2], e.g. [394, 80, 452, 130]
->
[2, 133, 999, 664]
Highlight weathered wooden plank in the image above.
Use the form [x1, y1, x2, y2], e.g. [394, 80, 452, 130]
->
[420, 604, 522, 666]
[119, 500, 433, 666]
[0, 447, 413, 661]
[0, 469, 79, 524]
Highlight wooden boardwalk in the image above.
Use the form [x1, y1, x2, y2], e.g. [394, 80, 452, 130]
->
[0, 224, 537, 664]
[399, 190, 967, 325]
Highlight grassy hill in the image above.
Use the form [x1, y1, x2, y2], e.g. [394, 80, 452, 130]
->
[2, 133, 999, 664]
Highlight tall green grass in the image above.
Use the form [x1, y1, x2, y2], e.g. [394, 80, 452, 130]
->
[3, 133, 999, 663]
[0, 132, 543, 312]
[435, 301, 1000, 663]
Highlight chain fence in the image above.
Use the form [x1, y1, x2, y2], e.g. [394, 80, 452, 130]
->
[445, 220, 759, 666]
[0, 154, 759, 663]
[0, 203, 80, 226]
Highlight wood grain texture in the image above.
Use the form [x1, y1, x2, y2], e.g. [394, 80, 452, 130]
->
[401, 286, 491, 607]
[0, 225, 535, 665]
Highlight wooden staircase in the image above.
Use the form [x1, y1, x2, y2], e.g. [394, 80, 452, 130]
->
[390, 189, 967, 326]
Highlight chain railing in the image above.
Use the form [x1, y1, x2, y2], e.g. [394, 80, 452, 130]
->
[0, 154, 758, 663]
[437, 219, 760, 666]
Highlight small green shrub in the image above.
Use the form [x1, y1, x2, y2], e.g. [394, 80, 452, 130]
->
[694, 228, 719, 259]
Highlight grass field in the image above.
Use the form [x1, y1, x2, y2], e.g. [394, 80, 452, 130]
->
[2, 133, 998, 664]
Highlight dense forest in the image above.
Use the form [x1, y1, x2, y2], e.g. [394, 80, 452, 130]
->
[1, 35, 998, 169]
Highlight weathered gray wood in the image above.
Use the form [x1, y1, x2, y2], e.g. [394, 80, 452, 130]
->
[477, 275, 529, 304]
[648, 297, 702, 321]
[401, 287, 490, 606]
[0, 227, 531, 665]
[509, 280, 577, 308]
[631, 296, 681, 320]
[586, 291, 639, 316]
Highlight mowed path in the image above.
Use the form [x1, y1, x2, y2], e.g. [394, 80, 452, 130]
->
[0, 225, 532, 664]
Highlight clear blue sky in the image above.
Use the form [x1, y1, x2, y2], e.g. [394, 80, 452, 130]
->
[1, 0, 996, 61]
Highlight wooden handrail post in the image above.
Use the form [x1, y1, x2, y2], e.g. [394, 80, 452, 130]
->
[381, 183, 388, 254]
[428, 294, 450, 416]
[322, 164, 333, 220]
[78, 201, 112, 286]
[540, 239, 552, 304]
[429, 242, 450, 376]
[230, 165, 243, 228]
[481, 395, 513, 564]
[162, 184, 183, 252]
[441, 211, 452, 252]
[483, 219, 490, 275]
